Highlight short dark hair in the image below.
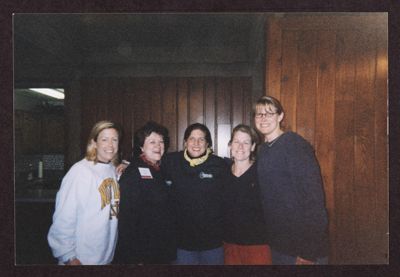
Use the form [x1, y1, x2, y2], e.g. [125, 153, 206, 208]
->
[183, 123, 212, 148]
[133, 121, 170, 158]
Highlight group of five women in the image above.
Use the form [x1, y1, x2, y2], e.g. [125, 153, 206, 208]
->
[47, 95, 329, 265]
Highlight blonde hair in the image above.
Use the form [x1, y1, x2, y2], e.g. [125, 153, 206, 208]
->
[253, 95, 284, 116]
[253, 95, 286, 130]
[85, 120, 121, 166]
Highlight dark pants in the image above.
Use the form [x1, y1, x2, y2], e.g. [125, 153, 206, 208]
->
[173, 247, 224, 265]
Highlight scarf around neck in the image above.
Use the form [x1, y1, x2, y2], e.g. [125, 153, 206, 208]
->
[140, 153, 161, 171]
[184, 148, 212, 167]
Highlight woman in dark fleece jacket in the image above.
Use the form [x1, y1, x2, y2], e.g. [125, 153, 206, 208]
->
[254, 96, 329, 265]
[113, 121, 176, 264]
[162, 123, 229, 265]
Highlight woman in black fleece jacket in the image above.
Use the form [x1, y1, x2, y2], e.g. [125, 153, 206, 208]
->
[113, 121, 176, 264]
[254, 96, 329, 265]
[162, 123, 229, 265]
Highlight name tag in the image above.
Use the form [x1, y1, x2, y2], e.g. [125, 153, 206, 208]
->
[138, 167, 153, 179]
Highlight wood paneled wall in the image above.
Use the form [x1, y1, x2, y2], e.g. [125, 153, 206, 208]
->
[80, 77, 256, 160]
[265, 14, 388, 264]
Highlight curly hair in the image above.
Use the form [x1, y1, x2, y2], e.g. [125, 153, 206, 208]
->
[132, 121, 170, 158]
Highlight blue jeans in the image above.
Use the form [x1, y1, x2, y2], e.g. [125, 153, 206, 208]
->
[174, 247, 224, 265]
[271, 248, 328, 265]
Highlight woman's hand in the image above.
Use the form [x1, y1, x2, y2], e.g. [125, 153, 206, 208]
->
[116, 162, 129, 175]
[66, 258, 82, 265]
[295, 256, 315, 265]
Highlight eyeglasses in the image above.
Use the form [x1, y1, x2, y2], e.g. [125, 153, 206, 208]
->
[254, 111, 277, 118]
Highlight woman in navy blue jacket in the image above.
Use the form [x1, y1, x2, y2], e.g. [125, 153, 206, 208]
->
[254, 96, 329, 265]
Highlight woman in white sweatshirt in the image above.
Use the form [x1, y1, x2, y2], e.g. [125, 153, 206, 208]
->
[48, 120, 121, 265]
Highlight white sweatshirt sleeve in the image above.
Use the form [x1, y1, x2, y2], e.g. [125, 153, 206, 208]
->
[47, 162, 92, 263]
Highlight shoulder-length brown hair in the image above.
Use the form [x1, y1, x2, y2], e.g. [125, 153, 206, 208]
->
[229, 124, 260, 161]
[85, 120, 121, 166]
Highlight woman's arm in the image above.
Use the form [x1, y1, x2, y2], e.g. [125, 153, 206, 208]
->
[114, 164, 143, 264]
[286, 135, 329, 261]
[47, 166, 91, 264]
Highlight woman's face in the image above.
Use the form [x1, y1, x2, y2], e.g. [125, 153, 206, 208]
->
[141, 132, 165, 164]
[94, 128, 119, 163]
[254, 104, 283, 141]
[185, 129, 208, 158]
[230, 130, 255, 162]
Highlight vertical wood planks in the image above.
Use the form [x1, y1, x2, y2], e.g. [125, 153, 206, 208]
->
[264, 14, 388, 264]
[80, 77, 252, 156]
[297, 30, 317, 145]
[216, 78, 232, 154]
[177, 78, 189, 151]
[122, 79, 136, 159]
[204, 77, 216, 150]
[314, 31, 337, 260]
[150, 78, 163, 124]
[353, 28, 378, 261]
[355, 27, 382, 258]
[231, 78, 244, 129]
[242, 78, 253, 126]
[133, 79, 150, 131]
[162, 78, 178, 152]
[333, 29, 357, 263]
[265, 17, 282, 98]
[374, 25, 389, 263]
[189, 78, 204, 124]
[280, 30, 298, 132]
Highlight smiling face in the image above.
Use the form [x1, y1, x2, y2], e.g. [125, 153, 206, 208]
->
[230, 130, 255, 162]
[141, 132, 165, 164]
[94, 128, 119, 163]
[254, 104, 284, 142]
[185, 129, 208, 158]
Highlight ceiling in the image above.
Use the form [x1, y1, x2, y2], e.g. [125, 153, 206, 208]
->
[14, 13, 267, 86]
